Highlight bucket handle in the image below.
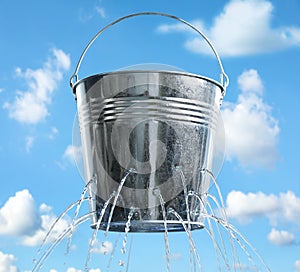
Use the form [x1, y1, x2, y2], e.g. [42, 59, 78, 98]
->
[70, 11, 229, 95]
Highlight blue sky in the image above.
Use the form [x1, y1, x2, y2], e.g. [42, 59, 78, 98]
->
[0, 0, 300, 271]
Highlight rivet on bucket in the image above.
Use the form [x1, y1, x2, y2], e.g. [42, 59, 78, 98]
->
[70, 12, 229, 232]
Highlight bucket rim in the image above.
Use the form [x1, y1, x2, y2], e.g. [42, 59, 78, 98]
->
[71, 69, 225, 96]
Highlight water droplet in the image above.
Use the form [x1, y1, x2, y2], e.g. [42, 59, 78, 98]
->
[118, 259, 125, 266]
[152, 187, 160, 196]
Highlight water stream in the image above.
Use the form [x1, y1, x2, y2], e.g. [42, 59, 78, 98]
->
[32, 169, 271, 272]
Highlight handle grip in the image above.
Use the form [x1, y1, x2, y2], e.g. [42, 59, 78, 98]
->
[70, 12, 229, 95]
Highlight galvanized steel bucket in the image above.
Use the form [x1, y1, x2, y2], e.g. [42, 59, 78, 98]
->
[70, 12, 229, 232]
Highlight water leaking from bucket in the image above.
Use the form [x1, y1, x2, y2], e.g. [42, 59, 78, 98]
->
[32, 169, 271, 271]
[31, 12, 271, 272]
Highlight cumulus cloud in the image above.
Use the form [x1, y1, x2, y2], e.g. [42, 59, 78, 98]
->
[0, 189, 41, 236]
[21, 208, 70, 246]
[157, 0, 300, 57]
[0, 251, 19, 272]
[237, 69, 264, 95]
[267, 228, 295, 246]
[0, 190, 70, 246]
[3, 48, 70, 124]
[226, 190, 300, 226]
[222, 69, 279, 169]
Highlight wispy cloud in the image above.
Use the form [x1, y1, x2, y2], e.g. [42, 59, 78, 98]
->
[63, 144, 83, 165]
[3, 48, 70, 124]
[79, 5, 106, 22]
[56, 144, 83, 171]
[0, 251, 19, 272]
[157, 0, 300, 57]
[95, 6, 106, 19]
[25, 136, 34, 152]
[48, 126, 59, 140]
[222, 69, 279, 169]
[295, 260, 300, 272]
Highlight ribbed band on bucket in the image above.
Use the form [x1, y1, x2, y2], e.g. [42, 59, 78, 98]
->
[78, 96, 218, 129]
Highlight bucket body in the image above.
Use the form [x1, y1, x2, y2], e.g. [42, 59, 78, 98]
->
[73, 70, 223, 232]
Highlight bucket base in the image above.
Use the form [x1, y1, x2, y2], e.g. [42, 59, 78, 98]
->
[90, 220, 204, 232]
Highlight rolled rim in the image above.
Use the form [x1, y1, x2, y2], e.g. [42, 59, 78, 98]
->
[71, 69, 225, 97]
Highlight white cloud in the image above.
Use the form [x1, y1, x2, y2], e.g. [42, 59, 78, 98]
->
[49, 127, 59, 140]
[49, 270, 58, 272]
[0, 189, 41, 236]
[0, 251, 19, 272]
[157, 19, 206, 34]
[25, 136, 34, 152]
[39, 203, 53, 213]
[158, 0, 300, 57]
[222, 69, 279, 169]
[3, 48, 70, 124]
[63, 144, 83, 165]
[79, 6, 106, 22]
[91, 240, 113, 255]
[66, 268, 81, 272]
[267, 228, 295, 246]
[95, 6, 106, 19]
[21, 208, 70, 247]
[0, 189, 70, 247]
[226, 190, 300, 226]
[237, 69, 264, 95]
[295, 260, 300, 272]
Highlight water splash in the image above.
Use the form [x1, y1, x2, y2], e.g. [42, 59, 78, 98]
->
[85, 193, 116, 271]
[105, 169, 134, 235]
[106, 233, 122, 272]
[168, 207, 203, 272]
[37, 196, 90, 255]
[66, 176, 96, 254]
[32, 213, 93, 272]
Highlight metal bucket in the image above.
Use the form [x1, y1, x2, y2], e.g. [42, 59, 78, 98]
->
[70, 12, 228, 232]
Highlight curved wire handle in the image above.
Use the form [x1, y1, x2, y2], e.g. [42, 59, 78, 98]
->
[70, 11, 229, 95]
